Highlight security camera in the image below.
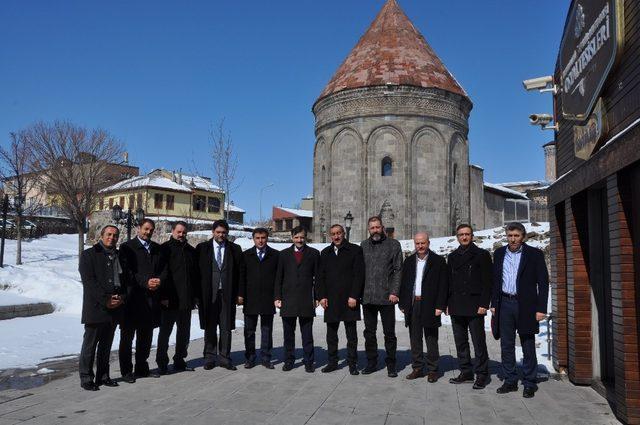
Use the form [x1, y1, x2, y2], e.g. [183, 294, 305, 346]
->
[523, 76, 553, 91]
[529, 113, 558, 131]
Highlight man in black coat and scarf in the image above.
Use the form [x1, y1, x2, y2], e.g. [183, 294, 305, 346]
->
[447, 224, 493, 389]
[118, 218, 167, 382]
[195, 219, 245, 371]
[317, 224, 365, 375]
[78, 225, 127, 391]
[399, 232, 449, 383]
[274, 226, 320, 373]
[239, 227, 279, 369]
[156, 221, 197, 374]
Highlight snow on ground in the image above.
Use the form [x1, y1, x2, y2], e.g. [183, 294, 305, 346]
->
[0, 223, 551, 370]
[0, 291, 45, 306]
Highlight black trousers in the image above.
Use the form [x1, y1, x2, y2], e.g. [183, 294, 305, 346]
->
[119, 323, 154, 376]
[451, 314, 489, 376]
[282, 316, 314, 366]
[244, 314, 274, 363]
[409, 302, 439, 372]
[79, 322, 116, 384]
[203, 291, 232, 366]
[156, 309, 192, 368]
[362, 304, 397, 367]
[326, 321, 358, 366]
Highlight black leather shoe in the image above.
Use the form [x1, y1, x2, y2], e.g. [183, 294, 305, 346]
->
[449, 373, 474, 384]
[158, 366, 168, 375]
[473, 376, 488, 390]
[97, 378, 119, 387]
[203, 362, 216, 370]
[361, 365, 377, 375]
[282, 362, 294, 372]
[81, 382, 99, 391]
[387, 366, 398, 378]
[496, 383, 518, 394]
[147, 371, 161, 378]
[349, 365, 360, 376]
[262, 361, 274, 370]
[523, 387, 537, 398]
[305, 364, 315, 373]
[121, 373, 136, 384]
[321, 363, 339, 373]
[220, 363, 237, 371]
[244, 361, 256, 369]
[173, 364, 195, 372]
[427, 372, 439, 383]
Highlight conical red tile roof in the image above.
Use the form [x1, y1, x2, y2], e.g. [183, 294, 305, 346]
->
[318, 0, 467, 101]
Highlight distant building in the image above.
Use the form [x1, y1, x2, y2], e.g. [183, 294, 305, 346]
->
[225, 202, 245, 225]
[271, 206, 313, 240]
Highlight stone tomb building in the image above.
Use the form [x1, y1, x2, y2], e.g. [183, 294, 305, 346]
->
[312, 0, 472, 241]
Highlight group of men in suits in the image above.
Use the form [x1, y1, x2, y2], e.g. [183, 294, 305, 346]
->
[79, 215, 548, 399]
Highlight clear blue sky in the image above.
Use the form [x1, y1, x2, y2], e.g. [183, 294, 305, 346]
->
[0, 0, 569, 222]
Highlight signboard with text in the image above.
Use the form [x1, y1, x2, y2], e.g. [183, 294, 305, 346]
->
[559, 0, 623, 121]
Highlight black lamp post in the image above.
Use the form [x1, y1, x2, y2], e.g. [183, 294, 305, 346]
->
[112, 204, 145, 241]
[344, 210, 353, 242]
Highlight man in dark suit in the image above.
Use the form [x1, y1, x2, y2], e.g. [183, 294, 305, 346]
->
[447, 224, 493, 389]
[317, 224, 365, 375]
[239, 227, 279, 369]
[399, 232, 448, 383]
[118, 218, 167, 382]
[195, 219, 245, 371]
[274, 226, 320, 373]
[491, 222, 549, 398]
[156, 221, 197, 374]
[78, 225, 127, 391]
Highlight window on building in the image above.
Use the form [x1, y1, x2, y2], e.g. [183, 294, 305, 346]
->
[504, 199, 530, 223]
[154, 193, 163, 209]
[166, 195, 174, 210]
[321, 165, 326, 186]
[208, 197, 221, 213]
[381, 157, 392, 176]
[193, 195, 206, 212]
[109, 198, 114, 208]
[285, 218, 293, 230]
[137, 193, 143, 208]
[119, 196, 124, 207]
[129, 194, 134, 209]
[276, 220, 283, 231]
[453, 163, 458, 185]
[99, 199, 104, 210]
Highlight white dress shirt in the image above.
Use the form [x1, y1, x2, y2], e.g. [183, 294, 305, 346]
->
[414, 255, 428, 297]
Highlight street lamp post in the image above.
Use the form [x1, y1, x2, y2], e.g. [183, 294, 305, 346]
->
[344, 211, 354, 242]
[259, 183, 275, 224]
[112, 205, 145, 241]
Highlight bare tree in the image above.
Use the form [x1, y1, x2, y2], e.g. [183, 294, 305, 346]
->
[25, 121, 125, 260]
[210, 119, 241, 220]
[0, 131, 45, 264]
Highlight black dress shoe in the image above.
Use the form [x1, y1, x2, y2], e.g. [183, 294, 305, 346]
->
[158, 366, 168, 375]
[523, 387, 537, 398]
[203, 362, 216, 370]
[97, 378, 119, 387]
[321, 363, 338, 373]
[427, 372, 439, 383]
[262, 361, 274, 370]
[121, 373, 136, 384]
[244, 361, 256, 369]
[496, 383, 518, 394]
[147, 371, 161, 378]
[449, 373, 474, 384]
[349, 365, 360, 376]
[81, 382, 99, 391]
[361, 365, 377, 375]
[173, 364, 195, 372]
[305, 364, 315, 373]
[220, 363, 237, 371]
[473, 376, 488, 390]
[282, 362, 294, 372]
[387, 366, 398, 378]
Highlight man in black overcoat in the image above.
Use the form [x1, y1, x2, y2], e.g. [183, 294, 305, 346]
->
[317, 224, 364, 375]
[195, 219, 245, 371]
[156, 221, 197, 374]
[447, 224, 493, 389]
[239, 227, 279, 369]
[274, 226, 320, 373]
[78, 225, 127, 391]
[399, 232, 448, 383]
[491, 222, 549, 398]
[118, 218, 167, 382]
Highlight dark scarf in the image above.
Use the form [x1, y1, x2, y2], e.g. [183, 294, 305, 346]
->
[99, 241, 122, 289]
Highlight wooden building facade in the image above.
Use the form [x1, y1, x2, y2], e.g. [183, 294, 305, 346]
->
[549, 1, 640, 423]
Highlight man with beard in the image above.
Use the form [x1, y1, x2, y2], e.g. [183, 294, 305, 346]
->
[195, 219, 245, 371]
[317, 224, 365, 375]
[78, 225, 127, 390]
[156, 221, 197, 374]
[119, 218, 167, 382]
[360, 216, 403, 377]
[447, 224, 492, 389]
[274, 226, 320, 373]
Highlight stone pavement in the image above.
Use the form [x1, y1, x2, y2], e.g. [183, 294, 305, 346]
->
[0, 312, 619, 425]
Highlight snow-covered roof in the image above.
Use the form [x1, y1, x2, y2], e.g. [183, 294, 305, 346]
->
[225, 203, 245, 213]
[483, 182, 528, 200]
[100, 175, 192, 194]
[498, 180, 548, 188]
[176, 173, 222, 192]
[278, 207, 313, 218]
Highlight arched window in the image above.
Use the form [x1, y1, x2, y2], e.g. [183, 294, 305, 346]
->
[381, 156, 392, 176]
[321, 165, 326, 186]
[453, 163, 458, 185]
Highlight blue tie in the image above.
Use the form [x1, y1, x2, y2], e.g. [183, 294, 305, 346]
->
[258, 250, 265, 262]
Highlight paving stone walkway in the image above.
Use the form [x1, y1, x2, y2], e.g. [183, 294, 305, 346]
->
[0, 312, 620, 424]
